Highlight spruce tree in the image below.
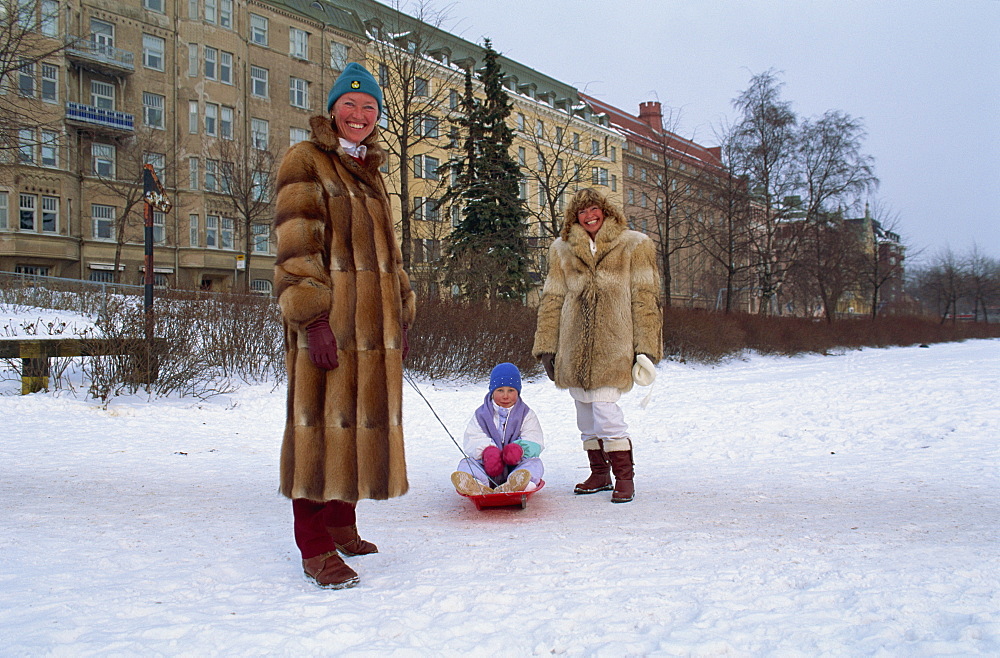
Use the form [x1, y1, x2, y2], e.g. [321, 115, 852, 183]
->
[444, 39, 529, 302]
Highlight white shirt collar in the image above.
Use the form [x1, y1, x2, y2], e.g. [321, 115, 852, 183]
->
[339, 138, 367, 160]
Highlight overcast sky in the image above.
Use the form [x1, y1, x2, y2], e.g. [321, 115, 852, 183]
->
[441, 0, 1000, 264]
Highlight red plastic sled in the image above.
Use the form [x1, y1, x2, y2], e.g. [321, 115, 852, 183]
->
[458, 479, 545, 510]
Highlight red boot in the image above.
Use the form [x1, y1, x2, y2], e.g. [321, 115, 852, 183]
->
[574, 446, 613, 494]
[302, 550, 359, 589]
[608, 448, 634, 503]
[327, 524, 378, 556]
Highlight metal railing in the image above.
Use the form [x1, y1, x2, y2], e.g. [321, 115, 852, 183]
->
[65, 35, 135, 72]
[65, 102, 135, 132]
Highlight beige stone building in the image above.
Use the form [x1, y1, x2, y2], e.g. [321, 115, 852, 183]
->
[1, 0, 622, 298]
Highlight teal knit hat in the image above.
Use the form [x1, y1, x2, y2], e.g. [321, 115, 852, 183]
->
[326, 63, 383, 117]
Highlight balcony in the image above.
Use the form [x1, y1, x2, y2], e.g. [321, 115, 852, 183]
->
[65, 102, 134, 133]
[65, 36, 135, 77]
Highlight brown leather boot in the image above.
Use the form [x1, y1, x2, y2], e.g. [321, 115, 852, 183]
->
[574, 446, 613, 494]
[302, 550, 359, 589]
[608, 448, 634, 503]
[327, 524, 378, 556]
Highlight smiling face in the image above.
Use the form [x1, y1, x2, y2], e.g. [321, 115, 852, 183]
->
[577, 204, 605, 236]
[492, 386, 519, 409]
[331, 91, 379, 144]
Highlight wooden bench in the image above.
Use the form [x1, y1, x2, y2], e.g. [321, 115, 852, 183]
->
[0, 338, 167, 394]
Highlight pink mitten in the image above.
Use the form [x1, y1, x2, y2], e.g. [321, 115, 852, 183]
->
[502, 442, 523, 466]
[482, 446, 503, 477]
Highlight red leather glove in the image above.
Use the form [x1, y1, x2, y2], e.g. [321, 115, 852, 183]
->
[402, 324, 409, 362]
[540, 353, 555, 381]
[502, 442, 523, 466]
[305, 319, 338, 370]
[481, 446, 503, 478]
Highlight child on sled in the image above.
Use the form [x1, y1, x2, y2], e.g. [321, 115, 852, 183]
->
[451, 363, 544, 495]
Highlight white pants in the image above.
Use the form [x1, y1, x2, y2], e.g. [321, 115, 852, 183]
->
[574, 399, 630, 442]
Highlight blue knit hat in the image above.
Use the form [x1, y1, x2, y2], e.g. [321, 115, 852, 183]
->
[327, 62, 383, 117]
[489, 362, 522, 393]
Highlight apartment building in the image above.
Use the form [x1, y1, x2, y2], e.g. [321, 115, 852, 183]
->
[1, 0, 623, 298]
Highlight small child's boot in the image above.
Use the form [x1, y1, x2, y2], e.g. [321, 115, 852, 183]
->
[451, 471, 493, 495]
[494, 469, 532, 493]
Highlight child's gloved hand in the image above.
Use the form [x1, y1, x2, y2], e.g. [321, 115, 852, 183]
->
[514, 439, 541, 460]
[482, 446, 503, 477]
[502, 442, 523, 465]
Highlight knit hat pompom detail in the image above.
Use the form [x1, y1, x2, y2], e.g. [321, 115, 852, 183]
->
[489, 362, 522, 393]
[327, 63, 383, 117]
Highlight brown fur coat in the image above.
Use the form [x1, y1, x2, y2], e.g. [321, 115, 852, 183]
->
[532, 193, 662, 392]
[273, 115, 415, 502]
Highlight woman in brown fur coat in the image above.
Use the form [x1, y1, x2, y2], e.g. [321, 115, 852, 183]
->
[272, 63, 415, 589]
[532, 188, 662, 504]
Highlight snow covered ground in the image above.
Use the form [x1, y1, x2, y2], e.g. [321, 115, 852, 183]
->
[1, 312, 998, 654]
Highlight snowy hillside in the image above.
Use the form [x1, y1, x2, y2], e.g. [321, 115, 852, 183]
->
[1, 333, 998, 655]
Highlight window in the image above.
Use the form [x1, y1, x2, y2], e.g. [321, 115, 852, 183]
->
[413, 77, 428, 97]
[413, 197, 439, 222]
[627, 163, 635, 177]
[413, 115, 438, 138]
[18, 61, 34, 97]
[91, 80, 114, 109]
[189, 214, 199, 246]
[536, 119, 544, 139]
[219, 161, 233, 193]
[250, 14, 268, 45]
[289, 77, 308, 109]
[205, 102, 218, 136]
[19, 194, 36, 230]
[206, 215, 218, 247]
[627, 189, 635, 205]
[204, 46, 217, 79]
[18, 129, 34, 164]
[556, 159, 564, 177]
[144, 0, 164, 13]
[143, 92, 164, 129]
[610, 146, 616, 162]
[519, 178, 528, 201]
[188, 0, 197, 20]
[329, 41, 348, 72]
[219, 0, 232, 28]
[251, 118, 269, 149]
[251, 171, 270, 201]
[289, 127, 309, 145]
[289, 27, 308, 59]
[449, 89, 459, 110]
[251, 279, 272, 295]
[204, 0, 216, 23]
[219, 51, 232, 84]
[143, 34, 165, 71]
[40, 0, 58, 36]
[517, 147, 525, 167]
[250, 66, 268, 98]
[15, 265, 49, 276]
[378, 63, 388, 87]
[147, 210, 165, 243]
[189, 157, 199, 189]
[90, 18, 114, 50]
[220, 105, 233, 139]
[573, 133, 580, 150]
[611, 174, 617, 192]
[90, 269, 114, 283]
[40, 131, 58, 167]
[252, 223, 270, 253]
[221, 217, 233, 249]
[187, 44, 198, 76]
[146, 152, 166, 185]
[188, 101, 198, 133]
[592, 139, 600, 156]
[556, 127, 563, 144]
[451, 205, 461, 227]
[205, 159, 218, 191]
[92, 204, 115, 240]
[41, 64, 57, 102]
[412, 155, 438, 180]
[640, 167, 647, 182]
[92, 143, 115, 177]
[0, 192, 7, 230]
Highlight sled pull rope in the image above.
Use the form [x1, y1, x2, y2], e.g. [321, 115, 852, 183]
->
[404, 371, 503, 489]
